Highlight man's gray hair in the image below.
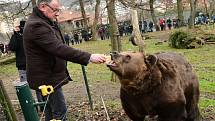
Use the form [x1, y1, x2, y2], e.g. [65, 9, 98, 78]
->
[37, 0, 52, 6]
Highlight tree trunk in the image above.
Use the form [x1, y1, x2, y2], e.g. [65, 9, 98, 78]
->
[92, 0, 101, 41]
[106, 0, 121, 52]
[79, 0, 89, 30]
[203, 0, 208, 16]
[177, 0, 184, 26]
[209, 1, 215, 19]
[189, 0, 197, 29]
[149, 0, 160, 31]
[130, 0, 144, 52]
[31, 0, 36, 7]
[106, 0, 121, 82]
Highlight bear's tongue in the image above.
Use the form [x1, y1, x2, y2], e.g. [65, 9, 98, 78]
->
[107, 61, 117, 67]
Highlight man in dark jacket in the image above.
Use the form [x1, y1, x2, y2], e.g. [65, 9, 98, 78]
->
[73, 31, 80, 44]
[9, 21, 26, 81]
[81, 29, 89, 41]
[148, 21, 153, 32]
[64, 33, 70, 45]
[23, 0, 106, 120]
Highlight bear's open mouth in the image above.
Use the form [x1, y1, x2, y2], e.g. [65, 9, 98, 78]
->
[107, 60, 117, 67]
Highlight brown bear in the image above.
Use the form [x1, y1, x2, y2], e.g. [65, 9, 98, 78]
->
[107, 52, 201, 121]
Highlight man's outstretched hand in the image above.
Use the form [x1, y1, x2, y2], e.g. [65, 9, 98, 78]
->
[90, 54, 106, 64]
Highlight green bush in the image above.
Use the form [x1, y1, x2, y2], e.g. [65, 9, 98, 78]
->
[207, 35, 215, 42]
[169, 31, 204, 49]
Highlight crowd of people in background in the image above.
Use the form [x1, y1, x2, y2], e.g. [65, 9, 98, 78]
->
[158, 18, 180, 31]
[61, 13, 215, 46]
[63, 29, 88, 46]
[2, 13, 215, 55]
[194, 13, 213, 25]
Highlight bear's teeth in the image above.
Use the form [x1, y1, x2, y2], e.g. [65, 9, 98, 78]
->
[110, 61, 117, 66]
[106, 61, 117, 67]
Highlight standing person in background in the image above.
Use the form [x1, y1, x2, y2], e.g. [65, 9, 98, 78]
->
[118, 25, 124, 37]
[148, 21, 154, 32]
[81, 29, 89, 41]
[8, 20, 44, 112]
[9, 20, 26, 82]
[64, 33, 70, 45]
[173, 19, 177, 28]
[143, 20, 148, 33]
[166, 18, 172, 30]
[128, 24, 133, 35]
[98, 26, 105, 40]
[74, 31, 79, 44]
[159, 18, 165, 31]
[0, 43, 5, 54]
[23, 0, 106, 120]
[69, 32, 74, 45]
[105, 24, 110, 39]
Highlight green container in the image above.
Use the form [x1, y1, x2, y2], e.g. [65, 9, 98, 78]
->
[15, 81, 39, 121]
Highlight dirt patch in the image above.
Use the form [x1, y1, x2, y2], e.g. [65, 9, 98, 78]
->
[145, 30, 172, 42]
[2, 78, 214, 121]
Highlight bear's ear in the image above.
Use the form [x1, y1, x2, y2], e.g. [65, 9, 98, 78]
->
[146, 55, 158, 67]
[124, 54, 131, 63]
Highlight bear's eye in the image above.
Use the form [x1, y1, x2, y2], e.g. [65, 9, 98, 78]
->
[124, 55, 131, 63]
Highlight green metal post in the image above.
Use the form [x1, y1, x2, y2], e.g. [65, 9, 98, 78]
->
[81, 65, 93, 110]
[15, 81, 39, 121]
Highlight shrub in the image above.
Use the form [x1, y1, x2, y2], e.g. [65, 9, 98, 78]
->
[206, 35, 215, 42]
[169, 31, 204, 49]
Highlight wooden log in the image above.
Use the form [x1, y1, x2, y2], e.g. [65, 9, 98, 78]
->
[0, 56, 15, 65]
[0, 80, 18, 121]
[206, 42, 215, 44]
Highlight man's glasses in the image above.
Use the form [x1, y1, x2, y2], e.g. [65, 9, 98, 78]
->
[45, 4, 61, 13]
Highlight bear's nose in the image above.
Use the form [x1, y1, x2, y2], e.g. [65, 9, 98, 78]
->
[110, 51, 118, 55]
[110, 51, 119, 60]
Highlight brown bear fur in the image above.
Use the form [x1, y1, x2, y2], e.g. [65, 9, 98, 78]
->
[107, 52, 201, 121]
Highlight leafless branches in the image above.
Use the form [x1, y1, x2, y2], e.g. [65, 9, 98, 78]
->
[0, 0, 31, 21]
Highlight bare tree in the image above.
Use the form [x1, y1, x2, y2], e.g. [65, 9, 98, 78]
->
[0, 0, 31, 37]
[91, 0, 101, 41]
[118, 0, 144, 51]
[177, 0, 184, 26]
[106, 0, 121, 82]
[149, 0, 160, 31]
[203, 0, 208, 16]
[0, 1, 31, 21]
[209, 0, 215, 18]
[79, 0, 89, 30]
[106, 0, 121, 52]
[189, 0, 197, 28]
[130, 0, 144, 52]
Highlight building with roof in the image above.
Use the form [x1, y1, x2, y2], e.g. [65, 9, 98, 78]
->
[57, 10, 96, 32]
